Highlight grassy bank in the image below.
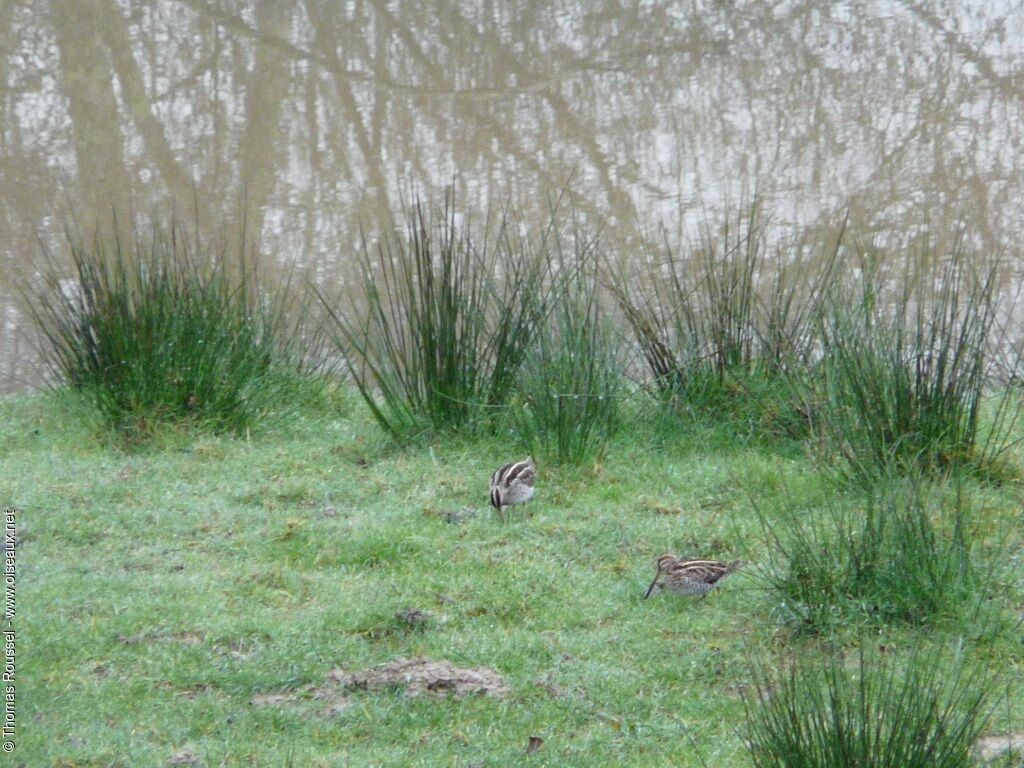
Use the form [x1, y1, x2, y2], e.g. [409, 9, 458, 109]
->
[8, 199, 1024, 766]
[5, 391, 1023, 767]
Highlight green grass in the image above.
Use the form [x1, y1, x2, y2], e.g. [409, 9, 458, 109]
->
[744, 644, 998, 768]
[10, 201, 1024, 765]
[797, 243, 1022, 485]
[755, 476, 1006, 635]
[318, 195, 555, 438]
[24, 218, 322, 441]
[5, 390, 1023, 767]
[611, 205, 837, 423]
[514, 236, 623, 464]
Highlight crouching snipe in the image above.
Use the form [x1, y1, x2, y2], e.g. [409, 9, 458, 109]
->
[644, 554, 744, 600]
[489, 457, 535, 521]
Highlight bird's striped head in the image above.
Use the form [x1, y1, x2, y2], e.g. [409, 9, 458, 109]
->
[508, 457, 535, 482]
[644, 553, 677, 599]
[653, 553, 679, 573]
[492, 458, 535, 488]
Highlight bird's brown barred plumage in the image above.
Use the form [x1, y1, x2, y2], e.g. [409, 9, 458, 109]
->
[644, 553, 745, 599]
[489, 457, 535, 517]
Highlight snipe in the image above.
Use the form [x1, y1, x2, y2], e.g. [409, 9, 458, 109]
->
[644, 553, 744, 599]
[489, 457, 535, 520]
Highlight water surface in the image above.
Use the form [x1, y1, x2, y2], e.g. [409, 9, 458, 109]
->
[2, 1, 1023, 390]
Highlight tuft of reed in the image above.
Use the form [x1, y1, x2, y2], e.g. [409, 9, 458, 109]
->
[318, 192, 554, 437]
[611, 205, 837, 427]
[755, 477, 994, 634]
[800, 239, 1021, 484]
[744, 644, 997, 768]
[514, 225, 623, 465]
[25, 217, 320, 439]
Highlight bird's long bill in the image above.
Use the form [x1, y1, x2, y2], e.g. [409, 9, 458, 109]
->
[643, 573, 660, 599]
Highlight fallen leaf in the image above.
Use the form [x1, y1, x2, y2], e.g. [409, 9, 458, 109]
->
[653, 505, 683, 516]
[526, 736, 543, 754]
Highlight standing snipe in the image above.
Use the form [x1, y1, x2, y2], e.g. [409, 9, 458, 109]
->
[489, 457, 535, 520]
[643, 553, 744, 599]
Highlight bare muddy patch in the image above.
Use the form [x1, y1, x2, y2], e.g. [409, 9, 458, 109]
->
[327, 656, 510, 698]
[249, 655, 509, 716]
[250, 687, 351, 718]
